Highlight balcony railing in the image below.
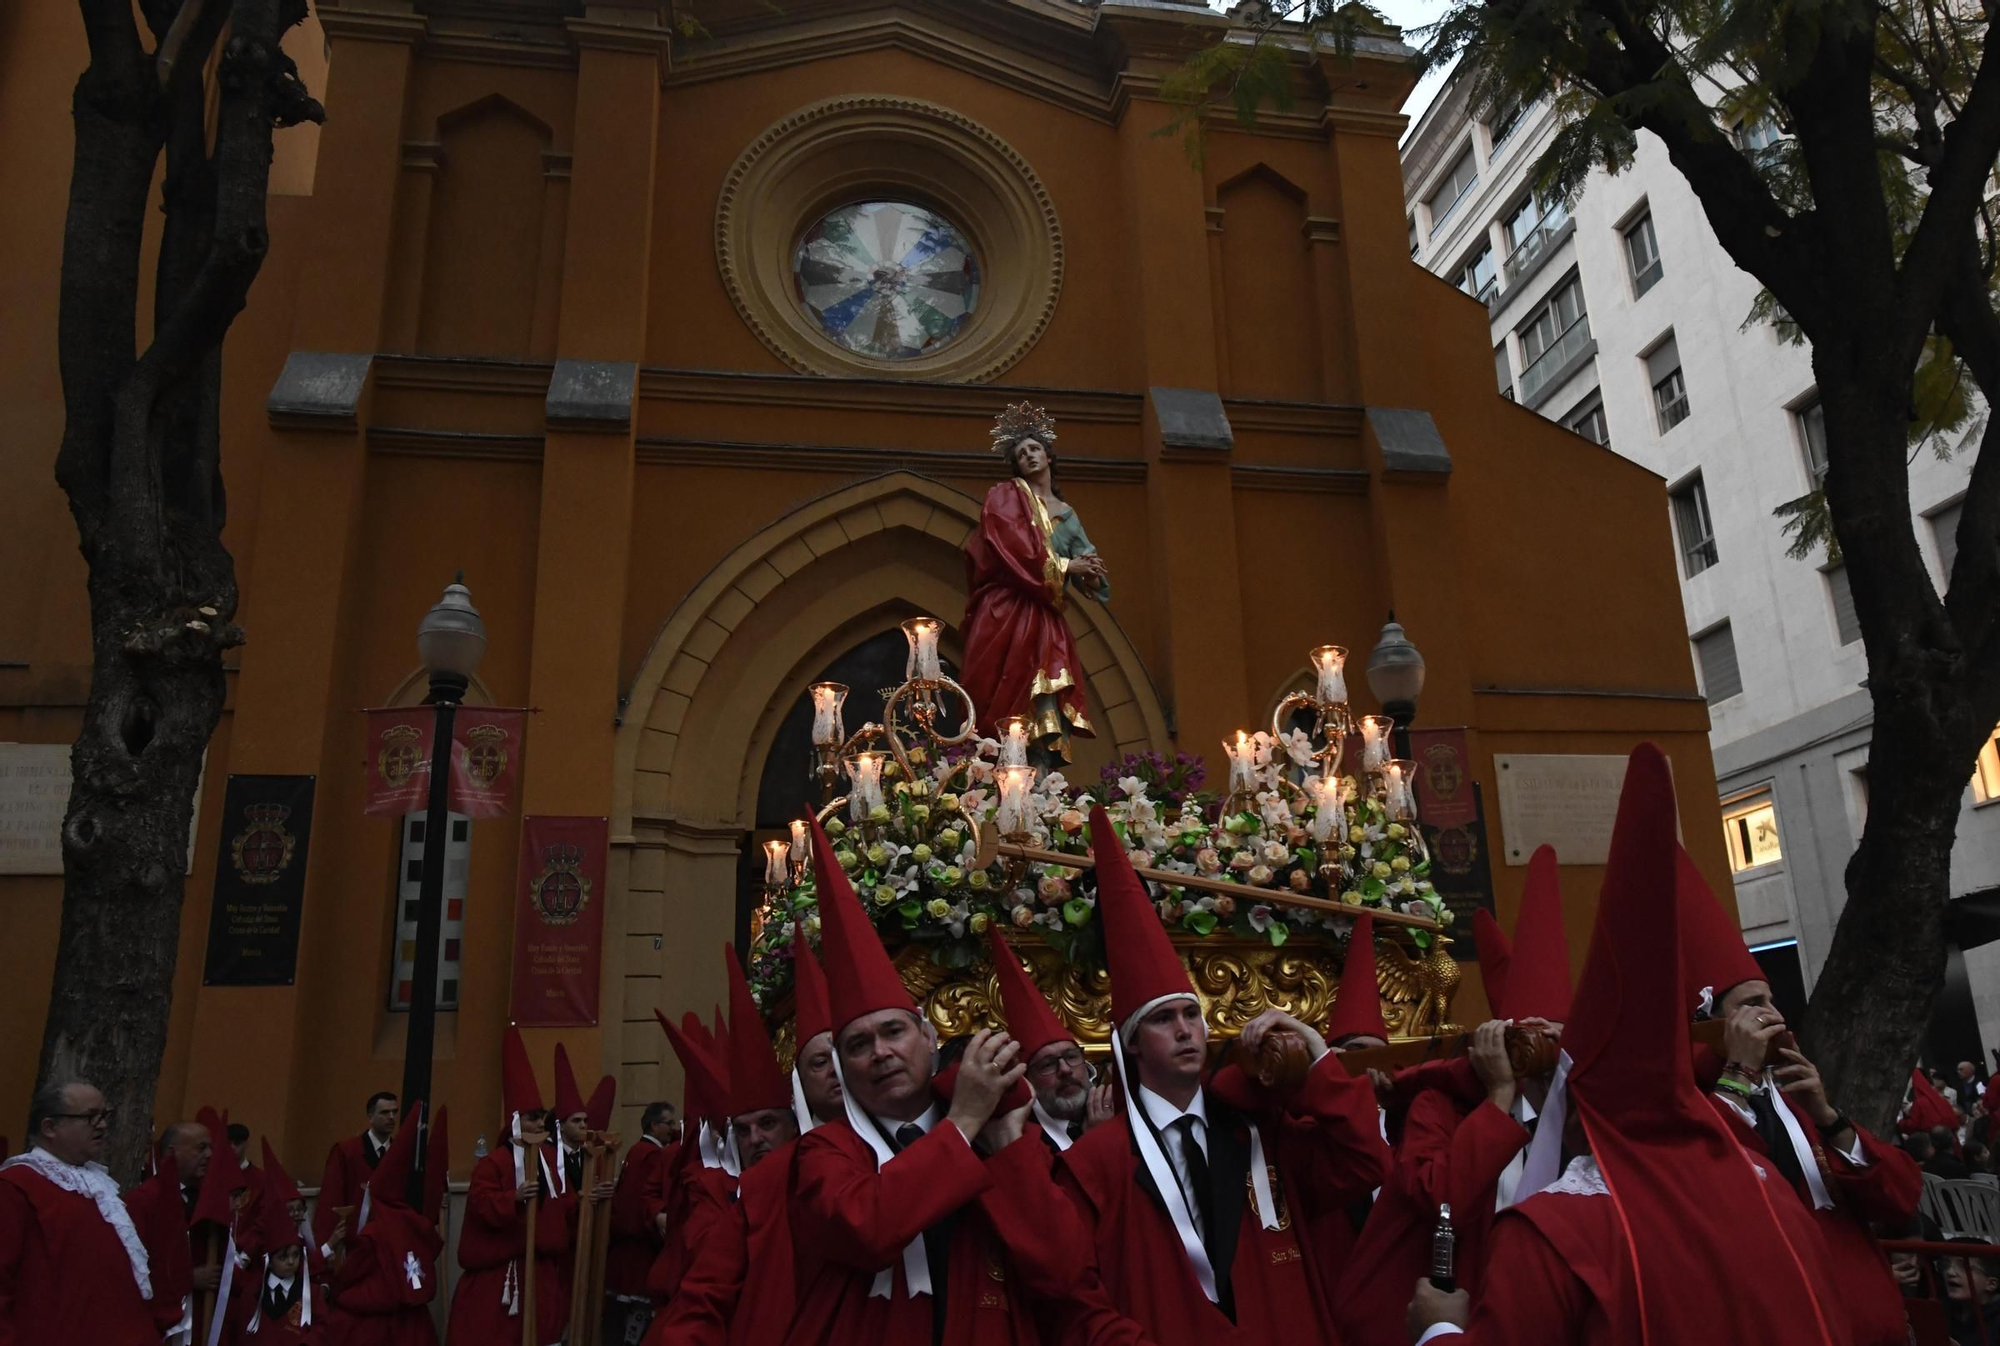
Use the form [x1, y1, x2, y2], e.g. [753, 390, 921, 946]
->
[1503, 208, 1570, 285]
[1518, 314, 1592, 403]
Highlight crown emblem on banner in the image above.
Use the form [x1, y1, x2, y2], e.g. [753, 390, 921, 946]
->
[231, 801, 297, 885]
[462, 723, 509, 787]
[378, 722, 426, 789]
[530, 842, 591, 926]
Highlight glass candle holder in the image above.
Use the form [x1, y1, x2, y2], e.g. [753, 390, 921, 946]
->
[1225, 731, 1258, 795]
[810, 682, 848, 747]
[1383, 760, 1420, 822]
[1310, 645, 1349, 705]
[1309, 775, 1343, 844]
[763, 839, 790, 888]
[1360, 715, 1394, 772]
[996, 765, 1035, 835]
[847, 753, 883, 821]
[789, 818, 808, 864]
[902, 616, 944, 683]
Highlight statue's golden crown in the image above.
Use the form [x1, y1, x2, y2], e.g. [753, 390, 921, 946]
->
[989, 401, 1057, 453]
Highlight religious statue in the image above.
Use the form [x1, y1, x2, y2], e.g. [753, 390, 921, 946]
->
[959, 402, 1110, 766]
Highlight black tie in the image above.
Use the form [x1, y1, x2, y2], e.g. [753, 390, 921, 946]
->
[895, 1123, 924, 1151]
[1066, 1121, 1084, 1143]
[1750, 1091, 1809, 1194]
[1175, 1116, 1215, 1241]
[889, 1123, 950, 1341]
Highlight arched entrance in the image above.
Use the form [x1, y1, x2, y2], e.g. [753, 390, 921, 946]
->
[602, 472, 1167, 1124]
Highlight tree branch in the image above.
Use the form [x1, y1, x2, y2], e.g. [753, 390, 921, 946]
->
[1933, 242, 2000, 676]
[1895, 28, 2000, 358]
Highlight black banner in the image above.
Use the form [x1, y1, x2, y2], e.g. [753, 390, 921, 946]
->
[202, 775, 316, 986]
[1421, 781, 1496, 953]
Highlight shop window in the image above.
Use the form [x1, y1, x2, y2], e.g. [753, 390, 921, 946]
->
[1723, 792, 1783, 872]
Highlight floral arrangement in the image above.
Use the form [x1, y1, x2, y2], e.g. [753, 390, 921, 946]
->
[745, 731, 1452, 1011]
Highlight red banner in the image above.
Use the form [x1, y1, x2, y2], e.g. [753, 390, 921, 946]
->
[1409, 727, 1478, 828]
[362, 709, 434, 816]
[448, 708, 526, 818]
[510, 815, 606, 1027]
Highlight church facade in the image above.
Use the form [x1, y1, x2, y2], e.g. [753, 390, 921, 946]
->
[0, 0, 1726, 1168]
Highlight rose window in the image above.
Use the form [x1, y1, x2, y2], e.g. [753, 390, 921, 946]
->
[792, 201, 981, 361]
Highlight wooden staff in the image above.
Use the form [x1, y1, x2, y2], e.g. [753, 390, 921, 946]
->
[518, 1123, 548, 1346]
[566, 1131, 623, 1346]
[974, 823, 1444, 932]
[1330, 1015, 1732, 1077]
[193, 1225, 221, 1346]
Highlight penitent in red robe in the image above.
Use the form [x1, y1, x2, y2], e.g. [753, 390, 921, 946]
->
[313, 1137, 380, 1247]
[319, 1206, 439, 1346]
[446, 1145, 571, 1346]
[647, 1141, 809, 1346]
[959, 480, 1094, 748]
[1695, 1060, 1920, 1346]
[0, 1162, 165, 1346]
[1336, 1088, 1529, 1345]
[607, 1137, 670, 1298]
[786, 1119, 1080, 1346]
[1050, 1053, 1391, 1346]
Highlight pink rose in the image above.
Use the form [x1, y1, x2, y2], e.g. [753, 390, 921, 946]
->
[1229, 850, 1257, 872]
[1195, 848, 1222, 874]
[1213, 896, 1236, 919]
[1012, 904, 1035, 928]
[1037, 874, 1072, 904]
[1289, 869, 1312, 892]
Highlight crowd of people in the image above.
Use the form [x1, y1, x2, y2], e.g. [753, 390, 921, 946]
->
[0, 743, 1979, 1343]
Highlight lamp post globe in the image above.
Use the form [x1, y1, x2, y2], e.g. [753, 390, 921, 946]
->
[417, 574, 487, 701]
[1366, 614, 1425, 756]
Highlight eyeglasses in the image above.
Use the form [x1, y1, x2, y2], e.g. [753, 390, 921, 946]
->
[50, 1108, 114, 1127]
[1027, 1049, 1088, 1080]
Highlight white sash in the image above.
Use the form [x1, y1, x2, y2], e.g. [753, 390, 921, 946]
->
[828, 1048, 931, 1300]
[1031, 1098, 1074, 1152]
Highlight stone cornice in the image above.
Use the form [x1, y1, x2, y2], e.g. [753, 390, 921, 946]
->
[315, 4, 428, 44]
[633, 436, 1149, 482]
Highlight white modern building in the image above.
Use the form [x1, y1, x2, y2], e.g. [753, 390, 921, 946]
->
[1402, 71, 2000, 1050]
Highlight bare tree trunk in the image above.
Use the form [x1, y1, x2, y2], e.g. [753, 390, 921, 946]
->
[41, 0, 320, 1181]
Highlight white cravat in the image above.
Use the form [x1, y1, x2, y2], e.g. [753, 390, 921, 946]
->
[1494, 1093, 1540, 1212]
[1, 1149, 152, 1299]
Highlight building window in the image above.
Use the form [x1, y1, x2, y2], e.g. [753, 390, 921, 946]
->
[1974, 726, 2000, 804]
[1671, 474, 1719, 576]
[390, 810, 471, 1011]
[1459, 241, 1498, 305]
[1796, 397, 1829, 488]
[793, 200, 981, 361]
[1501, 193, 1571, 285]
[1722, 792, 1784, 872]
[1734, 115, 1783, 152]
[1931, 498, 1964, 581]
[1489, 97, 1525, 153]
[1695, 622, 1742, 703]
[1426, 146, 1479, 236]
[1517, 274, 1591, 403]
[1408, 215, 1421, 258]
[1566, 394, 1609, 446]
[1495, 341, 1514, 400]
[1648, 334, 1690, 431]
[1624, 211, 1663, 296]
[1825, 565, 1862, 645]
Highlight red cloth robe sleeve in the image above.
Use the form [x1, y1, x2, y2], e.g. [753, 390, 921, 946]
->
[312, 1141, 358, 1247]
[644, 1175, 746, 1346]
[1420, 1211, 1602, 1346]
[794, 1121, 989, 1271]
[0, 1170, 164, 1346]
[1401, 1092, 1530, 1297]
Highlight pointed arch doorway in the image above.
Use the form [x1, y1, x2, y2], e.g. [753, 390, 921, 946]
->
[601, 472, 1167, 1132]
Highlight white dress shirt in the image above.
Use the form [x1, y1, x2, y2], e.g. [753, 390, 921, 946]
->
[1136, 1086, 1210, 1240]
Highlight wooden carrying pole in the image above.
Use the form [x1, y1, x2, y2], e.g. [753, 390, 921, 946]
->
[193, 1225, 221, 1346]
[974, 824, 1444, 933]
[566, 1133, 621, 1346]
[519, 1125, 547, 1346]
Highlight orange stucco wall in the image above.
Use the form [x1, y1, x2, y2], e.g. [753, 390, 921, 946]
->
[0, 0, 1728, 1177]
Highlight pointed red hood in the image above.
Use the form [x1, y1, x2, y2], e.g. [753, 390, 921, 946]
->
[190, 1107, 243, 1227]
[1561, 744, 1836, 1344]
[367, 1107, 425, 1211]
[553, 1042, 586, 1122]
[259, 1137, 304, 1207]
[726, 943, 793, 1115]
[502, 1025, 544, 1131]
[1505, 844, 1574, 1022]
[987, 929, 1072, 1060]
[1910, 1068, 1960, 1131]
[1471, 908, 1512, 1017]
[658, 1009, 728, 1123]
[1676, 845, 1767, 1017]
[809, 815, 917, 1034]
[422, 1107, 450, 1225]
[586, 1076, 616, 1133]
[792, 923, 833, 1047]
[1088, 804, 1196, 1038]
[1326, 913, 1390, 1043]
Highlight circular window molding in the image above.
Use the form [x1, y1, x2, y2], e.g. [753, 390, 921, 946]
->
[716, 96, 1063, 383]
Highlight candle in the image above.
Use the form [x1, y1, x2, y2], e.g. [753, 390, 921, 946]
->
[1225, 731, 1256, 794]
[1360, 715, 1394, 771]
[996, 765, 1034, 835]
[1309, 776, 1342, 844]
[1384, 760, 1419, 822]
[1310, 645, 1348, 705]
[902, 617, 943, 683]
[847, 753, 883, 820]
[764, 839, 790, 888]
[810, 682, 848, 747]
[999, 716, 1029, 768]
[790, 818, 808, 863]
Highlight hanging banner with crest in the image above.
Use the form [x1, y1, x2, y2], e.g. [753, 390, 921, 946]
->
[509, 815, 607, 1027]
[202, 775, 316, 985]
[362, 709, 434, 816]
[447, 708, 526, 818]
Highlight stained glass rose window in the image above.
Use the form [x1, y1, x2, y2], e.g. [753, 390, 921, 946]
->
[792, 201, 981, 361]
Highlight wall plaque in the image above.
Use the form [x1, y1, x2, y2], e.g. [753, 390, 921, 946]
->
[0, 744, 72, 875]
[1493, 753, 1668, 866]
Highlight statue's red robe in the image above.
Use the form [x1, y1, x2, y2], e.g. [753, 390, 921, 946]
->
[960, 481, 1092, 749]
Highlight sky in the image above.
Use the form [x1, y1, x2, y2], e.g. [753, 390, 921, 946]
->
[1372, 0, 1460, 136]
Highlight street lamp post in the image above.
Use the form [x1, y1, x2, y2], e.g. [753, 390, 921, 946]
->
[1365, 613, 1426, 760]
[400, 575, 487, 1204]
